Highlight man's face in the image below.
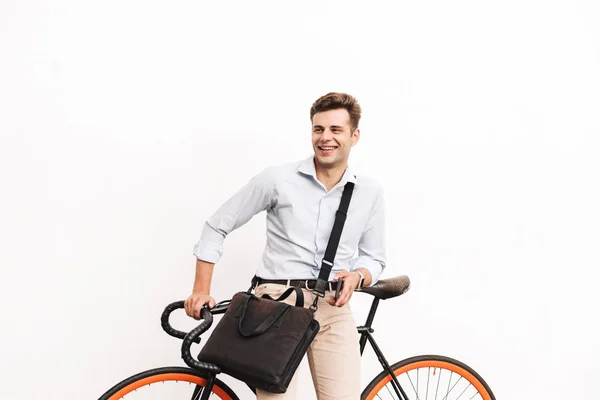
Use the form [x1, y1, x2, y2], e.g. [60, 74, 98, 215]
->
[311, 109, 360, 169]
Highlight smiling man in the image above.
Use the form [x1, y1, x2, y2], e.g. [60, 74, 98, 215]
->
[186, 92, 387, 399]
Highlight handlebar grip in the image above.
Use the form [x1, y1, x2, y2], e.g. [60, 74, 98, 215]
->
[161, 301, 201, 344]
[181, 307, 220, 372]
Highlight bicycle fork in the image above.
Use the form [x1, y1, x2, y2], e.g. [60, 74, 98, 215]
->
[191, 373, 217, 400]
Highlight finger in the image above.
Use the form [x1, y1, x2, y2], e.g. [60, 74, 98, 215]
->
[208, 297, 216, 308]
[190, 297, 199, 316]
[186, 298, 195, 317]
[335, 278, 349, 302]
[184, 298, 190, 316]
[337, 291, 351, 307]
[342, 287, 355, 306]
[192, 298, 202, 320]
[199, 296, 206, 308]
[326, 295, 336, 306]
[336, 282, 354, 306]
[338, 270, 351, 278]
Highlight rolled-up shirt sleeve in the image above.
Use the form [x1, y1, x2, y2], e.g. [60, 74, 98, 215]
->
[193, 168, 276, 264]
[350, 185, 386, 285]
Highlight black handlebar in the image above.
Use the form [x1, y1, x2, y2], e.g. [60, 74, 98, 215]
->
[161, 300, 232, 373]
[180, 307, 220, 372]
[161, 301, 202, 343]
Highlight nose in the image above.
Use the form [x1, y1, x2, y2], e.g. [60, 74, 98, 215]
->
[321, 128, 334, 141]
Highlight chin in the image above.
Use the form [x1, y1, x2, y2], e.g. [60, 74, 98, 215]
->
[315, 156, 338, 168]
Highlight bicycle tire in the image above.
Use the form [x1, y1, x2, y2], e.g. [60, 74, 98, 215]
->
[361, 354, 495, 400]
[98, 366, 240, 400]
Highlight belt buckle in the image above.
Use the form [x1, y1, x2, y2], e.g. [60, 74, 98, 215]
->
[304, 280, 310, 290]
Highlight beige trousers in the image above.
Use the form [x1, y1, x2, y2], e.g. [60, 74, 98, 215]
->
[253, 283, 361, 400]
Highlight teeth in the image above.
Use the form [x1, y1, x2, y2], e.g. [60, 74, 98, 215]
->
[321, 147, 336, 150]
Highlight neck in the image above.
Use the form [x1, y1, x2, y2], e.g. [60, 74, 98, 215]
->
[314, 159, 347, 192]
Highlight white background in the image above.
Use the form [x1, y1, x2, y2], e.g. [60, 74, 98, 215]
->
[1, 1, 599, 399]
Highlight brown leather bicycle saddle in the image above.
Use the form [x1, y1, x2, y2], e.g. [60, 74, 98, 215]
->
[357, 275, 411, 300]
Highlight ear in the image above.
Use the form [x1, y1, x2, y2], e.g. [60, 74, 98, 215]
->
[351, 128, 360, 146]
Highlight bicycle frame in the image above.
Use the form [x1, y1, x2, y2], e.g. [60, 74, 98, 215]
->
[109, 276, 495, 400]
[358, 296, 409, 400]
[190, 294, 410, 400]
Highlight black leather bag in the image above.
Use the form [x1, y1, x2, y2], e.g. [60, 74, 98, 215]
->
[198, 287, 318, 393]
[197, 182, 355, 393]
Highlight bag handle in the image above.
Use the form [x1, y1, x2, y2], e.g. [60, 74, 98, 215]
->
[238, 295, 290, 337]
[261, 286, 304, 307]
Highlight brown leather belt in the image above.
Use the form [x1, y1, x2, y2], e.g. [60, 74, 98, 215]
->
[256, 278, 337, 291]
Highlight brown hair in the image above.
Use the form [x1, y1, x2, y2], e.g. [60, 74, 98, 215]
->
[310, 92, 361, 131]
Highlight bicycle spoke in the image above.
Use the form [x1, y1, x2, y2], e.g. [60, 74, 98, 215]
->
[445, 372, 453, 400]
[191, 385, 202, 400]
[376, 382, 401, 400]
[425, 367, 431, 400]
[407, 370, 422, 400]
[441, 373, 463, 400]
[435, 368, 442, 400]
[455, 382, 473, 399]
[383, 382, 394, 399]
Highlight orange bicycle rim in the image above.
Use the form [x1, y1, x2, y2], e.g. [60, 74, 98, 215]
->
[107, 372, 233, 400]
[364, 360, 492, 400]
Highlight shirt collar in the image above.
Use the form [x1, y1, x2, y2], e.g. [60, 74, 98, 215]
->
[297, 156, 358, 187]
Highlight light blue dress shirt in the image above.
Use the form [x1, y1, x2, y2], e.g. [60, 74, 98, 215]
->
[193, 156, 386, 285]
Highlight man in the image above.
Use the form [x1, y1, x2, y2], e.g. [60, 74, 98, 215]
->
[184, 92, 386, 399]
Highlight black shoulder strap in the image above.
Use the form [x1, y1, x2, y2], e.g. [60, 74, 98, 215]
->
[313, 181, 355, 295]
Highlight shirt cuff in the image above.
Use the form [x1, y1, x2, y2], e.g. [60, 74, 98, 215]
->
[193, 239, 224, 264]
[350, 257, 384, 286]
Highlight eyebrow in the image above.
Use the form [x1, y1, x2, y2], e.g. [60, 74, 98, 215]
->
[312, 125, 345, 130]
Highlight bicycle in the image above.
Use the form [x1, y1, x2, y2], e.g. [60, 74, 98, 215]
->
[98, 275, 496, 399]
